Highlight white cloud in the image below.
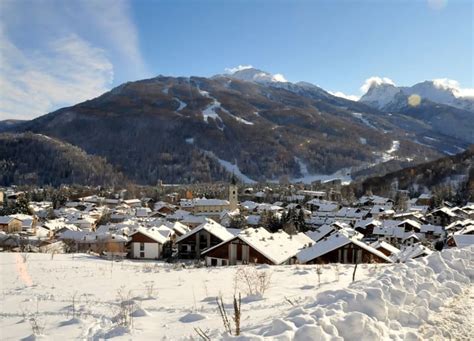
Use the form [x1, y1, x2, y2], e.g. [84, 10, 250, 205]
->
[432, 78, 474, 98]
[360, 76, 396, 94]
[225, 65, 254, 74]
[328, 91, 360, 101]
[0, 0, 149, 120]
[272, 73, 287, 83]
[0, 30, 113, 120]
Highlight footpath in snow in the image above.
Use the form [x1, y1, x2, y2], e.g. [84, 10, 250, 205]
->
[224, 246, 473, 340]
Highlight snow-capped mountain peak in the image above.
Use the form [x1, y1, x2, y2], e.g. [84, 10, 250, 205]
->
[360, 79, 474, 112]
[359, 82, 401, 109]
[227, 67, 288, 84]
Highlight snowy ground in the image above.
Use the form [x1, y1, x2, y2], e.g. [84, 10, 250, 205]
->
[0, 254, 373, 340]
[0, 247, 471, 340]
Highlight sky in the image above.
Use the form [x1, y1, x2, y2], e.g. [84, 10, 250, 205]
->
[0, 0, 472, 120]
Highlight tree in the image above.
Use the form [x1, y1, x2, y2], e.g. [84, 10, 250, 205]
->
[229, 213, 247, 230]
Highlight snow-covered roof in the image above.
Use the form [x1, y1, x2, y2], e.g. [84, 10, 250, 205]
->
[0, 216, 18, 224]
[391, 244, 432, 262]
[203, 228, 312, 264]
[165, 221, 190, 235]
[297, 229, 393, 263]
[398, 219, 421, 230]
[305, 224, 335, 243]
[130, 227, 169, 244]
[176, 219, 235, 243]
[370, 240, 400, 255]
[452, 235, 474, 248]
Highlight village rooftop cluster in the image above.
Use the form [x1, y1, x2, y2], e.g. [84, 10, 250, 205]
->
[0, 181, 473, 266]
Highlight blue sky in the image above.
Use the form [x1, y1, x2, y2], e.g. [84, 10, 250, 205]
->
[0, 0, 472, 119]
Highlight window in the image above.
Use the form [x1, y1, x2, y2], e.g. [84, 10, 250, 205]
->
[211, 258, 217, 266]
[140, 242, 145, 251]
[221, 260, 227, 266]
[140, 251, 145, 258]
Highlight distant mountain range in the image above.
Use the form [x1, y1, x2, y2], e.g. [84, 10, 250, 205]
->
[360, 80, 474, 112]
[1, 67, 472, 185]
[358, 145, 473, 200]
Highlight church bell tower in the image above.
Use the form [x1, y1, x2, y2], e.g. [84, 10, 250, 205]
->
[229, 175, 238, 211]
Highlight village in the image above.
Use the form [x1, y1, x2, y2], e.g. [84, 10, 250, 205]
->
[1, 178, 472, 266]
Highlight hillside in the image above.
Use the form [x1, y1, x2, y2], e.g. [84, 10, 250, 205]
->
[12, 69, 448, 184]
[358, 145, 474, 200]
[0, 133, 127, 187]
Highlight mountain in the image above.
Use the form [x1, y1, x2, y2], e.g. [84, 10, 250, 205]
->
[358, 145, 474, 200]
[360, 80, 474, 112]
[10, 67, 474, 185]
[0, 132, 126, 187]
[0, 120, 26, 132]
[9, 68, 449, 185]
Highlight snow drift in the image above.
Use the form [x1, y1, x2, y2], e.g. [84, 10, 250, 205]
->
[224, 246, 473, 340]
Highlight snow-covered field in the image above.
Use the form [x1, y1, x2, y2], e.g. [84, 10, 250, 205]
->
[0, 247, 472, 340]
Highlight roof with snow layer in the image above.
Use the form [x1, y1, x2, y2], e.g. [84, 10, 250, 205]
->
[297, 229, 393, 264]
[175, 219, 236, 243]
[202, 228, 313, 265]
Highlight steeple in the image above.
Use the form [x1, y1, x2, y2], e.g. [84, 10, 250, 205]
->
[229, 175, 238, 211]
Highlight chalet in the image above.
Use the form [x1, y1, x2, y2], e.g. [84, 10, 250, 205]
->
[392, 244, 432, 262]
[297, 229, 393, 264]
[447, 225, 474, 247]
[415, 193, 433, 206]
[305, 224, 337, 243]
[306, 199, 339, 213]
[354, 219, 381, 237]
[129, 227, 171, 259]
[202, 228, 314, 266]
[0, 216, 22, 233]
[426, 207, 456, 226]
[402, 233, 420, 246]
[397, 219, 421, 232]
[175, 219, 236, 259]
[369, 240, 400, 257]
[164, 221, 190, 237]
[124, 199, 142, 208]
[10, 214, 37, 234]
[419, 224, 445, 239]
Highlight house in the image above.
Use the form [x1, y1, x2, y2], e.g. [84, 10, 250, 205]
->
[0, 216, 22, 233]
[305, 223, 337, 243]
[129, 227, 171, 259]
[369, 240, 400, 257]
[202, 228, 313, 266]
[124, 199, 142, 208]
[402, 233, 420, 246]
[426, 207, 456, 226]
[447, 225, 474, 248]
[164, 221, 190, 237]
[391, 244, 432, 262]
[176, 219, 236, 259]
[397, 219, 421, 232]
[297, 228, 393, 264]
[416, 193, 433, 206]
[354, 219, 382, 237]
[10, 214, 37, 234]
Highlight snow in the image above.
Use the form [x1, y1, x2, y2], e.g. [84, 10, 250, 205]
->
[291, 158, 352, 185]
[199, 88, 253, 126]
[0, 253, 379, 340]
[173, 97, 187, 111]
[185, 137, 194, 144]
[204, 151, 256, 184]
[224, 246, 473, 340]
[351, 112, 377, 130]
[379, 140, 400, 162]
